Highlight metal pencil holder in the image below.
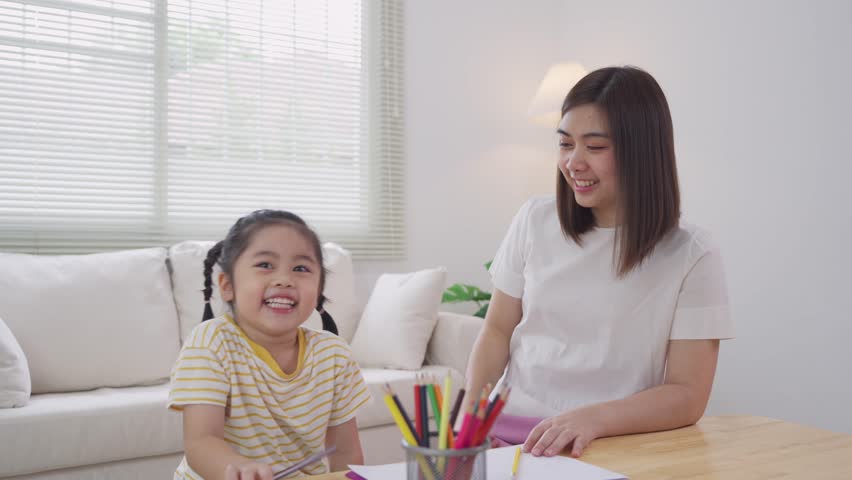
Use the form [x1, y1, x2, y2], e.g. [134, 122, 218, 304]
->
[401, 436, 488, 480]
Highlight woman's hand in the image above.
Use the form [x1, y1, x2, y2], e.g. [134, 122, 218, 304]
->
[224, 462, 274, 480]
[522, 409, 602, 458]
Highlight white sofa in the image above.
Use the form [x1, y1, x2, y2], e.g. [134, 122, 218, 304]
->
[0, 242, 484, 479]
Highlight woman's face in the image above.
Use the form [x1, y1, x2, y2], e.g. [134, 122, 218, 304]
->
[557, 104, 619, 227]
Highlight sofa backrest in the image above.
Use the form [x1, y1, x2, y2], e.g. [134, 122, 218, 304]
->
[0, 248, 181, 394]
[168, 241, 361, 344]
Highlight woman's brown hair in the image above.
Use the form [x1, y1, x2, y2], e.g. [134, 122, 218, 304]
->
[556, 66, 680, 276]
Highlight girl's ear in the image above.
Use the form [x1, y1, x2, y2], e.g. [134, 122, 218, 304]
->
[218, 271, 234, 302]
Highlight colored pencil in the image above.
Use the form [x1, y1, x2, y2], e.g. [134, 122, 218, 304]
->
[511, 446, 521, 479]
[449, 388, 466, 431]
[382, 384, 436, 480]
[414, 381, 423, 444]
[385, 383, 420, 445]
[272, 445, 336, 479]
[426, 383, 441, 428]
[472, 387, 511, 446]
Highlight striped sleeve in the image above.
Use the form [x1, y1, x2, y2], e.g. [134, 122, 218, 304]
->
[328, 345, 371, 426]
[168, 322, 230, 410]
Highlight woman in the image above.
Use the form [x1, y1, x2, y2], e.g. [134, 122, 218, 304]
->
[465, 66, 734, 458]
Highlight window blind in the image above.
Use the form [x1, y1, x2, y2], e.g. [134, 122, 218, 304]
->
[0, 0, 404, 258]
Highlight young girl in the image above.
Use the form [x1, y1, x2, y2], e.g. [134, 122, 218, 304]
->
[464, 66, 734, 457]
[168, 210, 370, 480]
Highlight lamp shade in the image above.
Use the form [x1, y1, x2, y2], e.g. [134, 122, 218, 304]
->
[527, 63, 588, 127]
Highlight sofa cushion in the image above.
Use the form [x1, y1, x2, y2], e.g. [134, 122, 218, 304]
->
[169, 241, 360, 343]
[351, 268, 447, 369]
[0, 316, 31, 408]
[168, 240, 227, 341]
[356, 365, 464, 430]
[0, 383, 182, 477]
[0, 248, 181, 394]
[425, 312, 484, 379]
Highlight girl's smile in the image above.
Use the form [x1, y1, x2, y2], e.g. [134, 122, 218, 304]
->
[219, 224, 320, 347]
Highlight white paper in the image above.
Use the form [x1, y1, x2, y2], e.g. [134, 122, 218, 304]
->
[349, 445, 627, 479]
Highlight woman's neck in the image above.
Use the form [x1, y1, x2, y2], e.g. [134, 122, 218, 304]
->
[592, 207, 618, 228]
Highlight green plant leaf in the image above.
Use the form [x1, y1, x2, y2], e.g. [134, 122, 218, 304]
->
[442, 284, 491, 303]
[474, 303, 489, 318]
[484, 260, 492, 270]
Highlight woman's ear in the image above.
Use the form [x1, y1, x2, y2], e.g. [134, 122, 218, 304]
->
[218, 271, 234, 302]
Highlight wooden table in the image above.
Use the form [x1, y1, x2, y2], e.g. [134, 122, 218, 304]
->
[310, 416, 852, 479]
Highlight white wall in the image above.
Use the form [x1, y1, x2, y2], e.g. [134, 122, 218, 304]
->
[358, 0, 852, 434]
[354, 0, 564, 302]
[553, 0, 852, 433]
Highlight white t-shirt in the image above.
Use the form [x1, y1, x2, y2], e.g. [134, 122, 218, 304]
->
[491, 196, 734, 417]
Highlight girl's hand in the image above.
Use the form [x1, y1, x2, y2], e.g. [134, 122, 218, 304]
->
[224, 462, 274, 480]
[522, 410, 602, 458]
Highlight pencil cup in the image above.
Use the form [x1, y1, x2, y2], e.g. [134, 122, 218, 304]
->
[401, 438, 488, 480]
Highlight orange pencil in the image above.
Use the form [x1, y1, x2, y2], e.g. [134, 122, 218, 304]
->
[434, 383, 444, 411]
[473, 386, 511, 446]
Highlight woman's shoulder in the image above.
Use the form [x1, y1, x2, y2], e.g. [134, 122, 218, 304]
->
[662, 220, 721, 261]
[516, 195, 558, 224]
[521, 195, 557, 212]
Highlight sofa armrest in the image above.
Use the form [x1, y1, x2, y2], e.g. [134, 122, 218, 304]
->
[424, 312, 484, 380]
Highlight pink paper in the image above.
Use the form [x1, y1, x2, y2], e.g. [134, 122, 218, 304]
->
[490, 414, 544, 446]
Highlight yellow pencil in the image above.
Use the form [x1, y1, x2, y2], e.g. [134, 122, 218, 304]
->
[383, 385, 436, 480]
[439, 373, 452, 450]
[383, 392, 418, 446]
[511, 446, 521, 479]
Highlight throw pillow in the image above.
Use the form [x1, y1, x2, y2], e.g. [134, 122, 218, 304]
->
[0, 316, 31, 407]
[350, 267, 447, 369]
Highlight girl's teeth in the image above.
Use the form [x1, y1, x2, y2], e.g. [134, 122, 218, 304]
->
[265, 299, 295, 307]
[576, 179, 598, 187]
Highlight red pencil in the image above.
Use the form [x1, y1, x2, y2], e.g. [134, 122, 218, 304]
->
[414, 381, 423, 444]
[453, 395, 475, 449]
[457, 388, 487, 448]
[472, 387, 511, 446]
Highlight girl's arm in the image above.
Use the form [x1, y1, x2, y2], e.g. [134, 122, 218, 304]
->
[325, 417, 363, 471]
[524, 339, 720, 457]
[183, 404, 274, 480]
[462, 288, 523, 422]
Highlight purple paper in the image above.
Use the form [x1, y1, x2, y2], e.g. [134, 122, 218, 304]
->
[490, 414, 545, 446]
[345, 472, 367, 480]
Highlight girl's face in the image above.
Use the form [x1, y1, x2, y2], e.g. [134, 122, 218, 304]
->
[557, 104, 619, 227]
[219, 224, 320, 340]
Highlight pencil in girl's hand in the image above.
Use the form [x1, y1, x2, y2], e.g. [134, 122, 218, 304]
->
[272, 445, 336, 480]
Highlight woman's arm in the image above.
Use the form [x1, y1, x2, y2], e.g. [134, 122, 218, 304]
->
[524, 339, 720, 457]
[183, 404, 274, 480]
[462, 288, 523, 420]
[325, 417, 363, 471]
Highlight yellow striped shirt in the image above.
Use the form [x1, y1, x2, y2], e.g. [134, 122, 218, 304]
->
[168, 315, 371, 479]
